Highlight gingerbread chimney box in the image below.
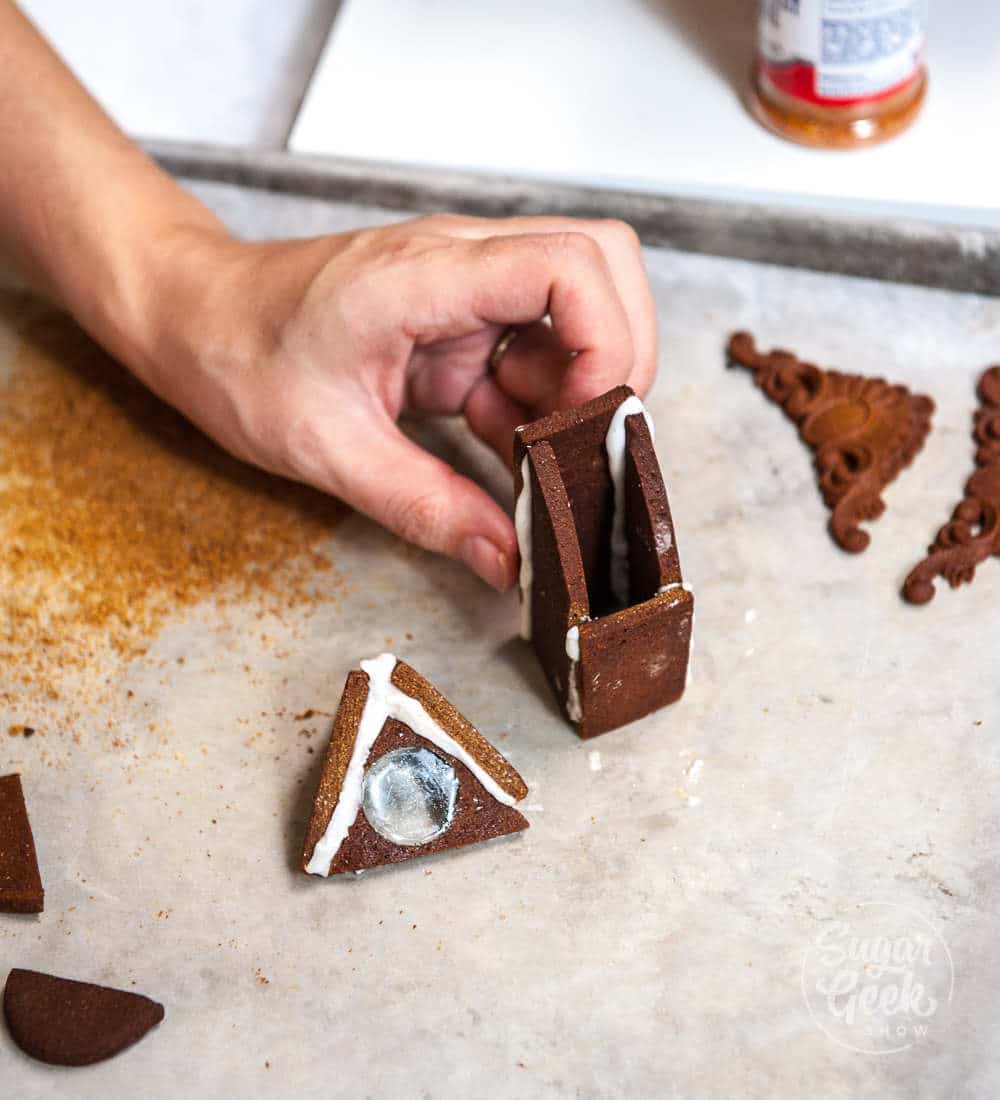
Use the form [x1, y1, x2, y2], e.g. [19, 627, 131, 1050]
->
[513, 386, 693, 738]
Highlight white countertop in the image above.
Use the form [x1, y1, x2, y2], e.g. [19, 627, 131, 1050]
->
[20, 1, 1000, 227]
[291, 0, 1000, 227]
[20, 0, 338, 147]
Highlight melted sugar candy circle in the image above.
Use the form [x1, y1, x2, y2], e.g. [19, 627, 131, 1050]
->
[362, 746, 459, 846]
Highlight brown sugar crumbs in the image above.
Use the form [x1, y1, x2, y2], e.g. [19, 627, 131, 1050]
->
[0, 290, 344, 728]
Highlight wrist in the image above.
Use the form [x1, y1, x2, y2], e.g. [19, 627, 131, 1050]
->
[130, 231, 336, 399]
[118, 228, 336, 467]
[115, 219, 229, 367]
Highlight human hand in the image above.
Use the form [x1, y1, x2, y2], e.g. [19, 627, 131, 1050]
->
[0, 8, 661, 589]
[134, 214, 658, 591]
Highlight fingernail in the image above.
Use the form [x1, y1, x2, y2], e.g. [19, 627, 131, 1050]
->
[460, 536, 512, 591]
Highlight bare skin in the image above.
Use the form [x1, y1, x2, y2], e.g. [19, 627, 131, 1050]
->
[0, 2, 658, 590]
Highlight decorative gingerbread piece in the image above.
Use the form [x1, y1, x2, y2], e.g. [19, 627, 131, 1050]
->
[513, 386, 693, 739]
[4, 968, 164, 1066]
[302, 655, 528, 877]
[727, 332, 934, 553]
[903, 365, 1000, 605]
[0, 774, 44, 914]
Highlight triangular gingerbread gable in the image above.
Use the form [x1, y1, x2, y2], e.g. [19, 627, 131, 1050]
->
[302, 655, 528, 876]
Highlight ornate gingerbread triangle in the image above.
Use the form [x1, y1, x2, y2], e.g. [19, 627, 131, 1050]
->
[903, 365, 1000, 604]
[302, 655, 528, 877]
[727, 332, 934, 553]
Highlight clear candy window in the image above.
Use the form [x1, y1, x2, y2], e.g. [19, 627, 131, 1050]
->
[362, 746, 459, 846]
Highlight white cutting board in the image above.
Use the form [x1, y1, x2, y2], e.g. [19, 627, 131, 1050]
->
[290, 0, 1000, 227]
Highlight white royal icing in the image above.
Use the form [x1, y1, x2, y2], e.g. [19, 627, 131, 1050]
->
[657, 581, 694, 597]
[565, 625, 581, 723]
[605, 395, 655, 606]
[305, 653, 519, 876]
[514, 453, 533, 640]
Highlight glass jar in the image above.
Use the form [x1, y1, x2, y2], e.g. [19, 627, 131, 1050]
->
[749, 1, 928, 148]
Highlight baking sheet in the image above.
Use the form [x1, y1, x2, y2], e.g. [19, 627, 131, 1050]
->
[4, 182, 1000, 1099]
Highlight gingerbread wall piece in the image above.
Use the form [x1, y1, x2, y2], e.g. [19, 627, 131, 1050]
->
[4, 968, 164, 1066]
[727, 332, 934, 553]
[903, 365, 1000, 604]
[302, 655, 528, 876]
[513, 387, 693, 738]
[0, 774, 44, 914]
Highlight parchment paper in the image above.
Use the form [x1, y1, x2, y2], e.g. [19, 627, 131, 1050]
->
[3, 182, 1000, 1099]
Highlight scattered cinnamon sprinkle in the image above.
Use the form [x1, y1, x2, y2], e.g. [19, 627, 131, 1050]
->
[293, 708, 333, 721]
[0, 290, 344, 731]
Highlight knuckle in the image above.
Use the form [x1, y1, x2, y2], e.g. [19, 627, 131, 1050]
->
[412, 213, 474, 235]
[549, 231, 603, 263]
[334, 231, 447, 331]
[383, 231, 445, 262]
[475, 233, 513, 265]
[598, 218, 641, 251]
[359, 224, 450, 270]
[405, 213, 446, 233]
[338, 225, 388, 263]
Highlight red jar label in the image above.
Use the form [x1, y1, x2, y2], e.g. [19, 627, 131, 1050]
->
[758, 0, 926, 107]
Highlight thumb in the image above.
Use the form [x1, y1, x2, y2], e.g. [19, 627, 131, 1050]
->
[333, 412, 517, 590]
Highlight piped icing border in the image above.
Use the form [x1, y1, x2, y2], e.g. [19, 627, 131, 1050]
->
[306, 653, 520, 876]
[657, 581, 693, 596]
[514, 452, 533, 640]
[565, 626, 582, 723]
[606, 395, 656, 606]
[516, 394, 655, 638]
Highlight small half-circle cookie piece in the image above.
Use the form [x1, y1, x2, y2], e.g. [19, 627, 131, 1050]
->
[4, 968, 164, 1066]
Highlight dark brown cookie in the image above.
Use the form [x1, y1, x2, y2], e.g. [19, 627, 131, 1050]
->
[728, 332, 934, 553]
[513, 386, 693, 738]
[0, 774, 44, 914]
[302, 656, 528, 877]
[904, 365, 1000, 604]
[4, 968, 164, 1065]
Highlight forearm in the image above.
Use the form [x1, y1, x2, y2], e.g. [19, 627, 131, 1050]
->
[0, 2, 227, 375]
[0, 1, 658, 589]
